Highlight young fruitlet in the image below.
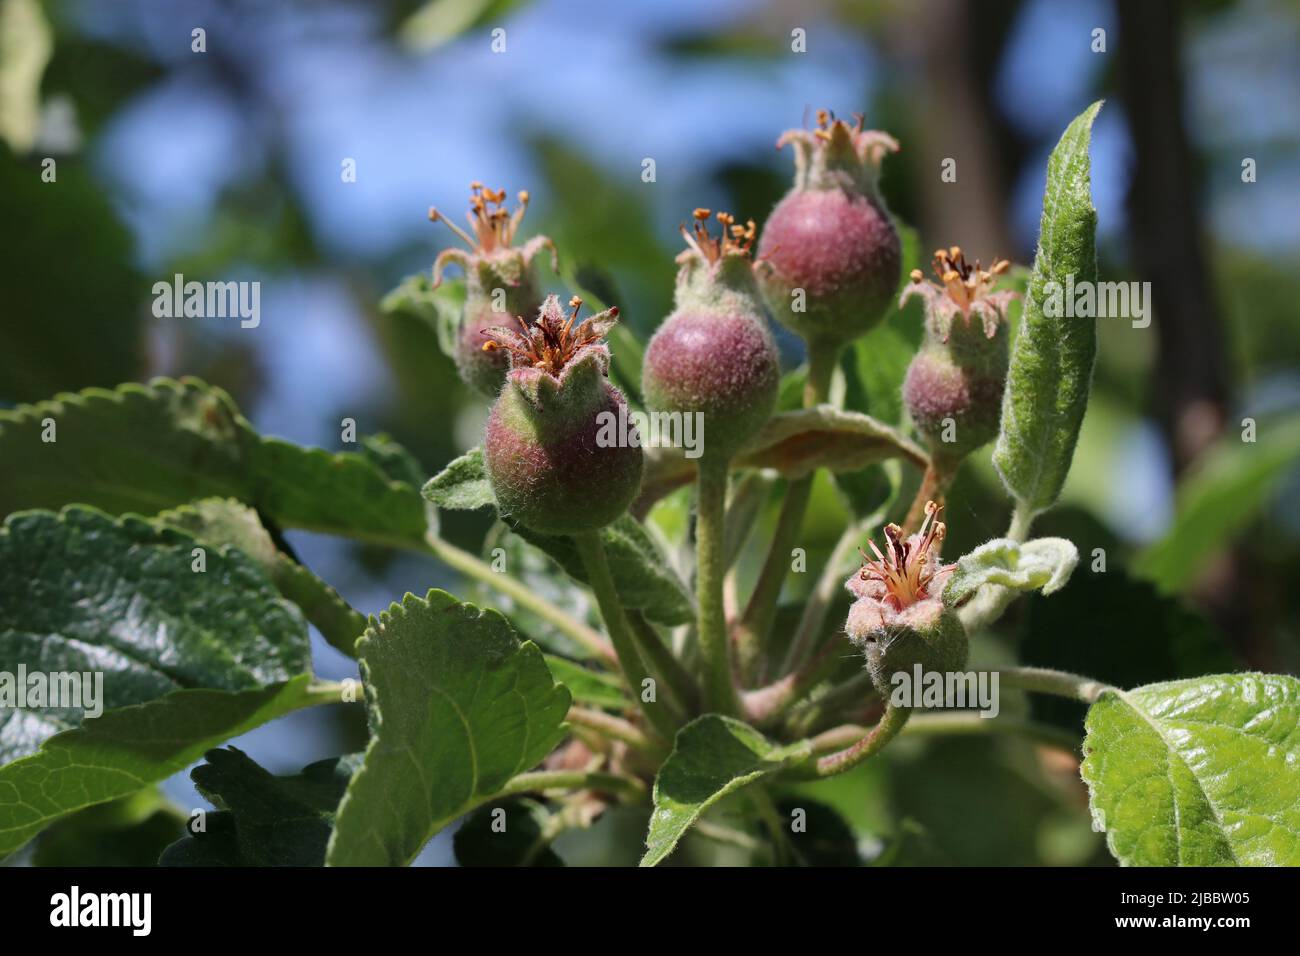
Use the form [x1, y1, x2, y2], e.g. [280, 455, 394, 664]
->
[845, 502, 967, 696]
[431, 183, 556, 396]
[482, 295, 642, 534]
[642, 209, 780, 462]
[757, 110, 901, 350]
[901, 248, 1018, 465]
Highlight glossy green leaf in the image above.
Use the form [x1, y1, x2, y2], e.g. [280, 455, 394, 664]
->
[641, 715, 810, 867]
[993, 102, 1102, 515]
[944, 536, 1079, 607]
[0, 378, 428, 548]
[161, 748, 362, 867]
[0, 507, 312, 763]
[1082, 673, 1300, 866]
[326, 590, 571, 866]
[0, 676, 334, 858]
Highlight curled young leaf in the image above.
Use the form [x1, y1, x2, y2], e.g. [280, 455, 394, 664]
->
[943, 536, 1079, 608]
[993, 101, 1102, 517]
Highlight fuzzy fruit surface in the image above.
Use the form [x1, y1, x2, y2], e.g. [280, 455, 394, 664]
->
[903, 317, 1009, 461]
[457, 274, 542, 397]
[643, 310, 778, 461]
[852, 602, 969, 698]
[758, 189, 900, 347]
[485, 364, 643, 535]
[643, 236, 779, 461]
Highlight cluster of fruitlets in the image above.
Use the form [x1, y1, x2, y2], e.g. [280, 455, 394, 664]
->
[429, 108, 1018, 721]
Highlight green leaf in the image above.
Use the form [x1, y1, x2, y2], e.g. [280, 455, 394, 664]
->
[0, 675, 333, 858]
[425, 447, 693, 626]
[639, 408, 926, 504]
[0, 507, 312, 763]
[156, 498, 367, 657]
[380, 272, 466, 363]
[641, 715, 810, 867]
[543, 655, 629, 710]
[943, 536, 1079, 607]
[0, 378, 428, 548]
[32, 789, 186, 867]
[161, 748, 362, 867]
[1133, 415, 1300, 593]
[1081, 674, 1300, 866]
[993, 101, 1102, 515]
[475, 525, 601, 660]
[453, 797, 564, 867]
[740, 407, 928, 478]
[326, 590, 571, 866]
[509, 514, 694, 628]
[422, 446, 495, 511]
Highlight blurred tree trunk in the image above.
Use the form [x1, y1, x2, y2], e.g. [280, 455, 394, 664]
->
[1117, 1, 1270, 668]
[1116, 0, 1230, 474]
[891, 0, 1021, 260]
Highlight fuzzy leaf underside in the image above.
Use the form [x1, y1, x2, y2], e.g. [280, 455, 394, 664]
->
[943, 537, 1079, 607]
[1081, 673, 1300, 866]
[0, 378, 428, 548]
[641, 715, 810, 867]
[638, 406, 927, 512]
[0, 506, 312, 764]
[326, 590, 570, 866]
[993, 101, 1101, 514]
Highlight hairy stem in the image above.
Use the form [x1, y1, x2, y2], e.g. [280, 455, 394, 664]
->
[500, 769, 645, 801]
[998, 666, 1112, 703]
[813, 704, 912, 777]
[733, 341, 841, 681]
[426, 531, 615, 664]
[744, 643, 843, 727]
[732, 476, 812, 679]
[567, 706, 666, 755]
[696, 457, 740, 715]
[902, 459, 953, 534]
[1007, 503, 1036, 543]
[810, 710, 1081, 754]
[572, 531, 680, 738]
[627, 610, 700, 715]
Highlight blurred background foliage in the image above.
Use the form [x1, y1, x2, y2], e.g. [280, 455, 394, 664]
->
[1, 0, 1297, 866]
